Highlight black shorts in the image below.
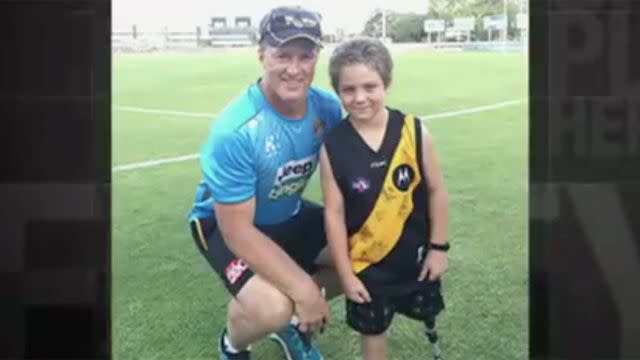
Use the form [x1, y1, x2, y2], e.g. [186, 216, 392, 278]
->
[346, 280, 445, 335]
[189, 200, 327, 296]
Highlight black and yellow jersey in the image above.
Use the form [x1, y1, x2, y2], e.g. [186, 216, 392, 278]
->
[325, 108, 431, 295]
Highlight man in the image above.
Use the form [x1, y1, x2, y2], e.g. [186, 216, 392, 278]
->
[188, 6, 343, 360]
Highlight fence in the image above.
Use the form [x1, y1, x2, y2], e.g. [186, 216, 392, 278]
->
[112, 25, 256, 52]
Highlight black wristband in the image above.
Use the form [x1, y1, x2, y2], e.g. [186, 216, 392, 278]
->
[429, 242, 450, 252]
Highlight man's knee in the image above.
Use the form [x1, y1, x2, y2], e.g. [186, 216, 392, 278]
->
[233, 276, 294, 331]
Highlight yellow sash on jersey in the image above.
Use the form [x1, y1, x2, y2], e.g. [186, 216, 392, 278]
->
[349, 115, 422, 273]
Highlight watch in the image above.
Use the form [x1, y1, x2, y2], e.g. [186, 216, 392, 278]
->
[429, 242, 450, 252]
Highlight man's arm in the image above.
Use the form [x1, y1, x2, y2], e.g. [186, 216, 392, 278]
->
[204, 129, 318, 297]
[214, 198, 317, 300]
[205, 129, 329, 331]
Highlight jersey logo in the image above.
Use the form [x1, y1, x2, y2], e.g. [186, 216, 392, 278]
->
[392, 164, 415, 191]
[269, 155, 316, 199]
[225, 259, 248, 285]
[370, 160, 387, 168]
[265, 135, 278, 157]
[351, 177, 370, 193]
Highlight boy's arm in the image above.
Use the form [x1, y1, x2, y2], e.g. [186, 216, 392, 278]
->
[418, 123, 450, 282]
[318, 145, 354, 281]
[320, 144, 371, 303]
[421, 124, 449, 246]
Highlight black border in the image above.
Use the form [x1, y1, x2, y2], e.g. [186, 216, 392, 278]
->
[0, 1, 111, 358]
[530, 0, 640, 358]
[3, 0, 640, 358]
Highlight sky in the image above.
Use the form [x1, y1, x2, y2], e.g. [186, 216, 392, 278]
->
[112, 0, 430, 34]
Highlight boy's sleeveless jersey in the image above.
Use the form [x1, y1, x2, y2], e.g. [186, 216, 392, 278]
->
[324, 108, 431, 293]
[189, 82, 342, 225]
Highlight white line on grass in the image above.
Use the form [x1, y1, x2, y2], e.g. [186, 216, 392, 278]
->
[112, 153, 200, 172]
[114, 106, 216, 118]
[420, 99, 523, 120]
[113, 99, 524, 173]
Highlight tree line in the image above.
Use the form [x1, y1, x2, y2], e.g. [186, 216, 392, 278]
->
[362, 0, 524, 42]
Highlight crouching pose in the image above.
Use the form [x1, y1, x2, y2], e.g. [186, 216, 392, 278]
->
[188, 6, 344, 360]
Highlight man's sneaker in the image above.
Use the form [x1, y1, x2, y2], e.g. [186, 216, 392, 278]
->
[269, 324, 324, 360]
[218, 328, 252, 360]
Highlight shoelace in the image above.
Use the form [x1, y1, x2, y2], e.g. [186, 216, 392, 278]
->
[293, 326, 312, 353]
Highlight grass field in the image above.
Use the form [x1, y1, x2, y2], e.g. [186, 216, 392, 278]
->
[113, 48, 528, 360]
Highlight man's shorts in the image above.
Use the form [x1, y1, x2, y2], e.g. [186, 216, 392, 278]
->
[189, 200, 327, 296]
[346, 280, 445, 335]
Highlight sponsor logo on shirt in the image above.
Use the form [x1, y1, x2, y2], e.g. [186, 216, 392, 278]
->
[225, 258, 249, 285]
[269, 155, 316, 199]
[392, 164, 415, 191]
[265, 134, 278, 157]
[351, 177, 370, 193]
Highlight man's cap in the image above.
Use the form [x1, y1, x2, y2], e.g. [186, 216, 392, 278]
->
[259, 6, 323, 47]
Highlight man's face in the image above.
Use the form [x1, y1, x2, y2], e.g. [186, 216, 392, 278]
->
[259, 40, 319, 103]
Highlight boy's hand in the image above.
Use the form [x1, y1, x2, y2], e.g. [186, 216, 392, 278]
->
[342, 274, 372, 304]
[418, 250, 448, 281]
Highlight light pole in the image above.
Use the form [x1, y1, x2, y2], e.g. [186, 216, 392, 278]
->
[503, 0, 508, 45]
[381, 8, 386, 42]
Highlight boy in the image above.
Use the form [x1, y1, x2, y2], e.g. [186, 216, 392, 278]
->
[319, 38, 450, 360]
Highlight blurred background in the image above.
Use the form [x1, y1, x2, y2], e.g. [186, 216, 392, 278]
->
[112, 0, 528, 52]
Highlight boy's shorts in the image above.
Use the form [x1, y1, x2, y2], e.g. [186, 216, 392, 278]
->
[346, 280, 445, 335]
[189, 200, 327, 296]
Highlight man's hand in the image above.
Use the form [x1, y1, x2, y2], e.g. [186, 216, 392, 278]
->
[418, 250, 448, 281]
[292, 282, 331, 333]
[342, 274, 372, 304]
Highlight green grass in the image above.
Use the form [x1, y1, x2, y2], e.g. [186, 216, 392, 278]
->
[113, 48, 528, 360]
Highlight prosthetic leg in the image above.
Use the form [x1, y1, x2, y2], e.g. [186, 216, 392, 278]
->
[424, 317, 443, 360]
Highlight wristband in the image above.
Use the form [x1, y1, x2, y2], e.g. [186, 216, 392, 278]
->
[429, 242, 450, 252]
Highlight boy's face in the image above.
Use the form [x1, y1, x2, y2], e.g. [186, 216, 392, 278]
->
[259, 40, 319, 103]
[336, 63, 387, 122]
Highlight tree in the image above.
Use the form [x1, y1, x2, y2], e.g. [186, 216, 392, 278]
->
[427, 0, 477, 20]
[362, 0, 523, 41]
[390, 13, 428, 42]
[362, 9, 396, 38]
[427, 0, 453, 20]
[362, 10, 427, 42]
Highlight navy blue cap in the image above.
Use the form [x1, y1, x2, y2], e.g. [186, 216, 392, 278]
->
[259, 6, 323, 47]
